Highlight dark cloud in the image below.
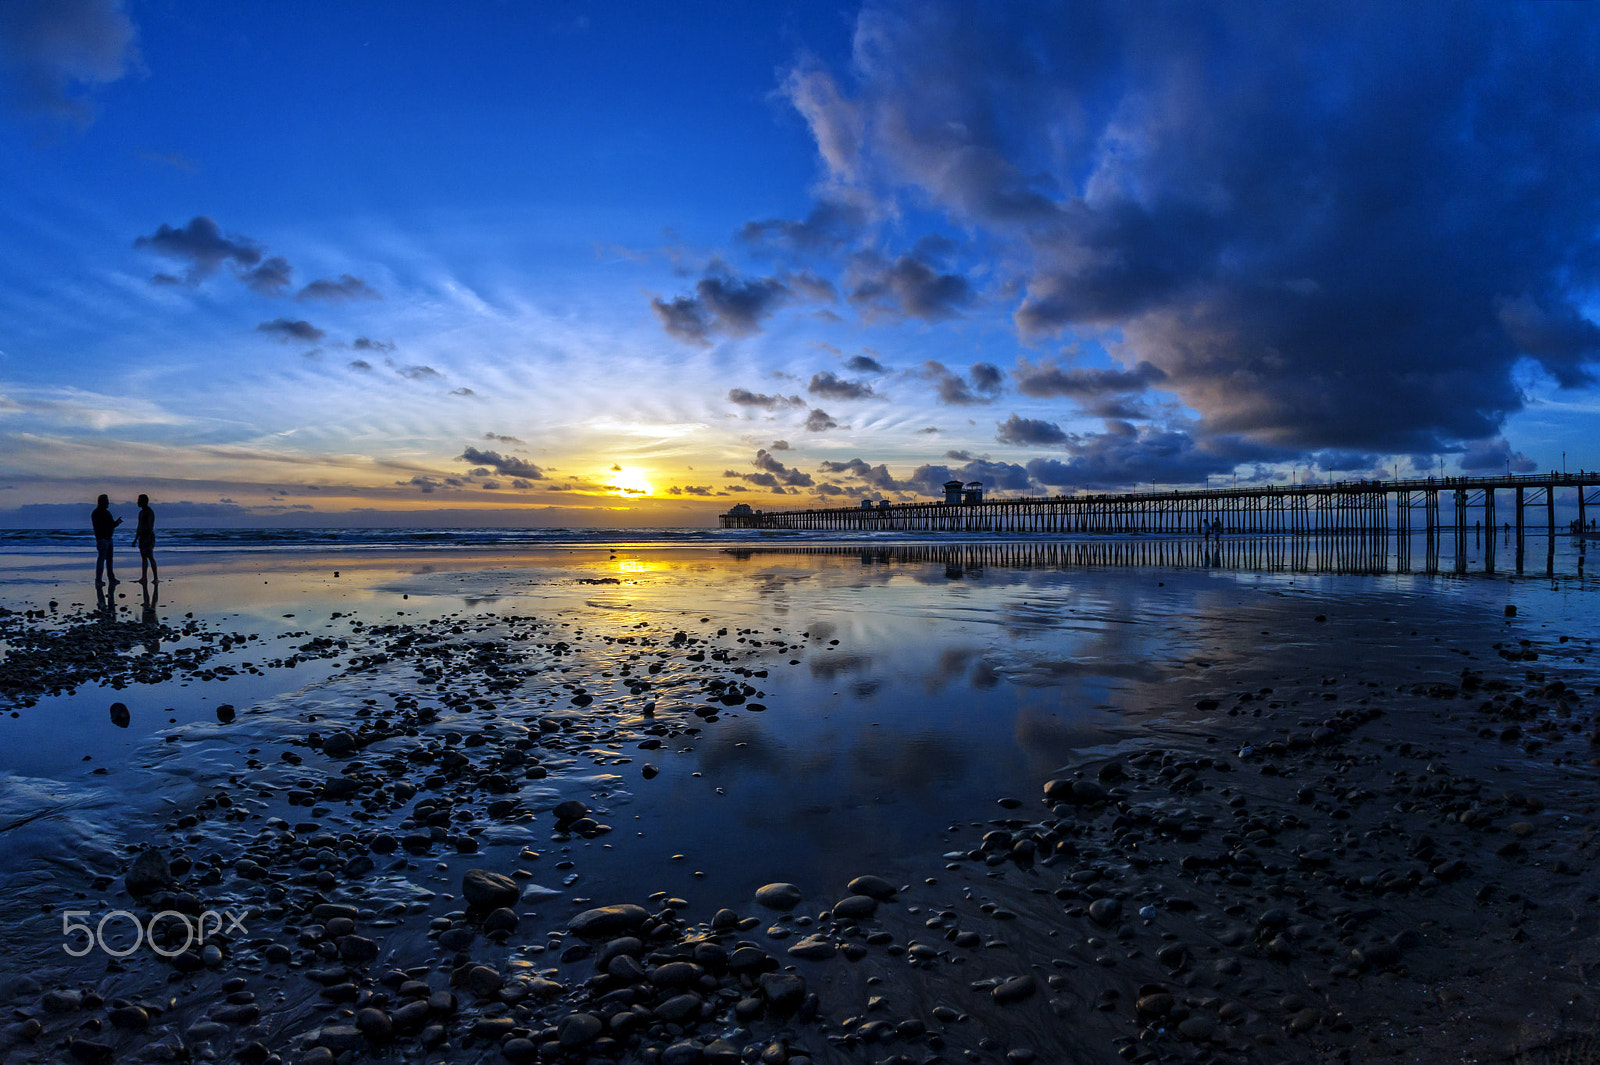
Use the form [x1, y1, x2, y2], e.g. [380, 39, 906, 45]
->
[352, 337, 395, 352]
[1025, 425, 1256, 490]
[671, 485, 716, 497]
[484, 432, 524, 444]
[784, 271, 839, 303]
[449, 387, 475, 396]
[0, 0, 137, 122]
[728, 388, 804, 410]
[1460, 437, 1537, 474]
[459, 447, 545, 481]
[740, 201, 867, 252]
[396, 364, 440, 380]
[944, 450, 971, 461]
[847, 250, 974, 322]
[818, 457, 907, 492]
[348, 359, 373, 372]
[907, 458, 1033, 495]
[255, 318, 324, 343]
[808, 370, 876, 401]
[804, 408, 840, 432]
[241, 256, 292, 297]
[921, 360, 1000, 405]
[135, 217, 262, 284]
[749, 448, 814, 488]
[298, 274, 381, 303]
[770, 439, 791, 451]
[916, 426, 941, 434]
[996, 414, 1068, 447]
[1014, 358, 1166, 399]
[969, 362, 1004, 394]
[785, 1, 1600, 454]
[653, 269, 792, 345]
[1496, 296, 1600, 389]
[845, 353, 886, 374]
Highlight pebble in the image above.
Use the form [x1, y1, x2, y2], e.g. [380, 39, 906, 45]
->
[832, 894, 878, 919]
[755, 882, 803, 910]
[461, 868, 520, 909]
[992, 974, 1037, 1004]
[847, 874, 898, 899]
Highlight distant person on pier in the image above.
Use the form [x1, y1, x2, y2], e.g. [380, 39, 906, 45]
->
[132, 493, 158, 583]
[91, 494, 121, 585]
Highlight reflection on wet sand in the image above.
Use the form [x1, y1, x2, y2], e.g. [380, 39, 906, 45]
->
[726, 530, 1592, 578]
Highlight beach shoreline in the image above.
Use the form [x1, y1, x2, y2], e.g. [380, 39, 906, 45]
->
[0, 541, 1597, 1064]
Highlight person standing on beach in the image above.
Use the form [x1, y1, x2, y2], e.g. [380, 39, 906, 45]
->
[132, 493, 158, 583]
[92, 494, 121, 585]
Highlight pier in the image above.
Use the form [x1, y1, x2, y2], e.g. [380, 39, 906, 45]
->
[721, 471, 1600, 539]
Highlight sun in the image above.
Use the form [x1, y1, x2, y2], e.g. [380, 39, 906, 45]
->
[607, 466, 654, 497]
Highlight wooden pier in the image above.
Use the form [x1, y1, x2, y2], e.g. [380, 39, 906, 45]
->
[721, 471, 1600, 539]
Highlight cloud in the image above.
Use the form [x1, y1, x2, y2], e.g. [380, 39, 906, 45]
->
[671, 484, 717, 497]
[784, 270, 839, 303]
[847, 250, 974, 322]
[352, 337, 395, 352]
[770, 439, 791, 450]
[945, 450, 971, 461]
[240, 256, 292, 297]
[808, 370, 876, 401]
[818, 457, 907, 491]
[1014, 358, 1167, 399]
[396, 364, 440, 380]
[449, 387, 475, 396]
[134, 217, 263, 284]
[845, 353, 886, 373]
[782, 1, 1600, 455]
[995, 414, 1068, 447]
[459, 447, 545, 480]
[653, 269, 792, 345]
[1460, 437, 1537, 474]
[921, 360, 1001, 405]
[728, 388, 804, 410]
[1496, 296, 1600, 389]
[348, 359, 373, 372]
[751, 448, 815, 487]
[484, 432, 524, 444]
[916, 426, 941, 434]
[740, 200, 867, 252]
[907, 458, 1033, 495]
[1025, 424, 1256, 490]
[804, 408, 840, 432]
[298, 274, 381, 303]
[0, 0, 137, 122]
[255, 318, 325, 343]
[780, 59, 865, 186]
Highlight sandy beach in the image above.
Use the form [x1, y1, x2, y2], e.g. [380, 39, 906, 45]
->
[1, 536, 1598, 1065]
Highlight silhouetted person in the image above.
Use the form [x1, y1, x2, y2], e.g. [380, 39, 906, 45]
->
[92, 494, 121, 585]
[133, 494, 158, 583]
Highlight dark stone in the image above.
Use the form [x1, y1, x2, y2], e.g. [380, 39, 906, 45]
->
[846, 875, 897, 899]
[462, 869, 520, 910]
[992, 975, 1037, 1004]
[126, 849, 174, 896]
[568, 904, 650, 937]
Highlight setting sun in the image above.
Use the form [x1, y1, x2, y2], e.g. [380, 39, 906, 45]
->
[606, 466, 654, 497]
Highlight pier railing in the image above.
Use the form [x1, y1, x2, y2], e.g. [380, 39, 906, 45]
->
[720, 471, 1600, 537]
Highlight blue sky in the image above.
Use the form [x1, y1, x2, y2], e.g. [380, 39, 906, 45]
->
[1, 1, 1597, 527]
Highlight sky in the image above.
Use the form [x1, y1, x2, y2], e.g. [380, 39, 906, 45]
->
[1, 0, 1598, 528]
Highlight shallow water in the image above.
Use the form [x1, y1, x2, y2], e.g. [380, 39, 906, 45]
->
[1, 533, 1598, 1061]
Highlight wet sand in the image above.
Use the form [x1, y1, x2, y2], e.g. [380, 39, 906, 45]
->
[1, 540, 1598, 1065]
